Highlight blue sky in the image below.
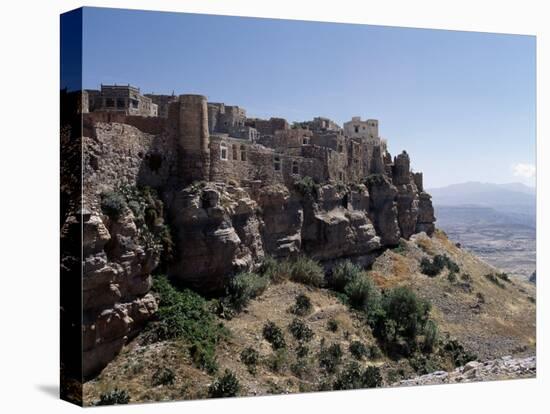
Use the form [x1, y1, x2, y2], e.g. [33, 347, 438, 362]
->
[81, 7, 536, 188]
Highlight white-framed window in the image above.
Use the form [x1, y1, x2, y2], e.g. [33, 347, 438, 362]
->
[302, 136, 310, 145]
[232, 144, 238, 160]
[220, 143, 228, 160]
[274, 156, 282, 171]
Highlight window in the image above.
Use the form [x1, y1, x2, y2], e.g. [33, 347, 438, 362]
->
[220, 143, 228, 160]
[354, 126, 359, 133]
[302, 136, 310, 145]
[338, 143, 344, 153]
[232, 144, 238, 160]
[292, 160, 299, 175]
[131, 99, 139, 109]
[116, 98, 125, 108]
[105, 98, 115, 108]
[362, 126, 366, 130]
[339, 171, 344, 181]
[274, 156, 282, 171]
[240, 145, 247, 161]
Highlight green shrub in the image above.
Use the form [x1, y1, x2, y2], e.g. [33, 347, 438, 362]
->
[332, 361, 383, 390]
[349, 341, 369, 360]
[421, 255, 459, 277]
[362, 366, 383, 388]
[443, 338, 477, 367]
[420, 257, 441, 277]
[392, 240, 407, 255]
[290, 256, 324, 287]
[296, 343, 310, 358]
[290, 359, 312, 379]
[263, 321, 286, 350]
[327, 318, 339, 332]
[380, 286, 431, 341]
[319, 343, 343, 374]
[95, 389, 130, 406]
[208, 370, 240, 398]
[260, 256, 292, 283]
[368, 344, 383, 359]
[409, 353, 440, 375]
[224, 272, 269, 312]
[294, 176, 319, 199]
[100, 191, 127, 220]
[344, 272, 381, 315]
[290, 293, 313, 316]
[240, 347, 259, 374]
[151, 367, 175, 386]
[496, 272, 511, 282]
[327, 261, 362, 292]
[148, 276, 225, 373]
[266, 349, 288, 373]
[447, 272, 457, 283]
[333, 361, 364, 390]
[423, 319, 439, 352]
[288, 318, 314, 342]
[485, 273, 506, 288]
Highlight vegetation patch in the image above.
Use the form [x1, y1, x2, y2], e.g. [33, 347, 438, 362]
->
[290, 293, 313, 316]
[208, 370, 240, 398]
[240, 347, 259, 374]
[290, 256, 325, 287]
[151, 367, 175, 386]
[293, 176, 319, 199]
[146, 276, 226, 374]
[484, 273, 506, 289]
[326, 318, 339, 332]
[95, 389, 130, 406]
[326, 260, 363, 292]
[101, 185, 174, 266]
[420, 254, 459, 277]
[349, 341, 369, 360]
[221, 272, 269, 315]
[288, 318, 314, 342]
[263, 321, 287, 350]
[319, 343, 343, 374]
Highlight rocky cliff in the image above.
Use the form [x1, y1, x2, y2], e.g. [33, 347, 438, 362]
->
[63, 114, 436, 378]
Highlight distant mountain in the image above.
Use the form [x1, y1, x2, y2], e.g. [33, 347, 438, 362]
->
[428, 182, 536, 209]
[428, 182, 536, 279]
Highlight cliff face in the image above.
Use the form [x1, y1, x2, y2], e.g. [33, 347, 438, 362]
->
[166, 169, 434, 293]
[66, 110, 436, 378]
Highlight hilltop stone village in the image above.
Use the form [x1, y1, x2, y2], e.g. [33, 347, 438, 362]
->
[81, 84, 427, 199]
[63, 84, 438, 379]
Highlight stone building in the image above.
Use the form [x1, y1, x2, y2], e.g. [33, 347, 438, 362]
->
[85, 84, 158, 117]
[145, 93, 178, 118]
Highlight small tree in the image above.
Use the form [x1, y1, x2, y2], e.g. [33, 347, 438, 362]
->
[208, 370, 240, 398]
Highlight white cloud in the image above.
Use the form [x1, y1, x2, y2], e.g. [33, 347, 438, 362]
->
[513, 163, 536, 178]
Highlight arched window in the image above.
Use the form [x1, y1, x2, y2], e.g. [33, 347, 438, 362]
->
[240, 145, 247, 161]
[220, 143, 228, 160]
[232, 144, 238, 160]
[292, 160, 299, 175]
[302, 136, 310, 145]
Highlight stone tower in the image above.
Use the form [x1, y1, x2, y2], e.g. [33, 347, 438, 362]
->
[393, 150, 411, 185]
[178, 94, 210, 183]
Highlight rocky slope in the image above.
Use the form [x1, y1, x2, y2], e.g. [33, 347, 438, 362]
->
[395, 356, 536, 386]
[82, 229, 535, 405]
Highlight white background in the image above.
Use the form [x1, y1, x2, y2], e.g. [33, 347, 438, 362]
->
[0, 0, 548, 412]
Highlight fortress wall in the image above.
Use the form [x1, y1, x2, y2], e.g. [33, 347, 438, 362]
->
[83, 112, 167, 135]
